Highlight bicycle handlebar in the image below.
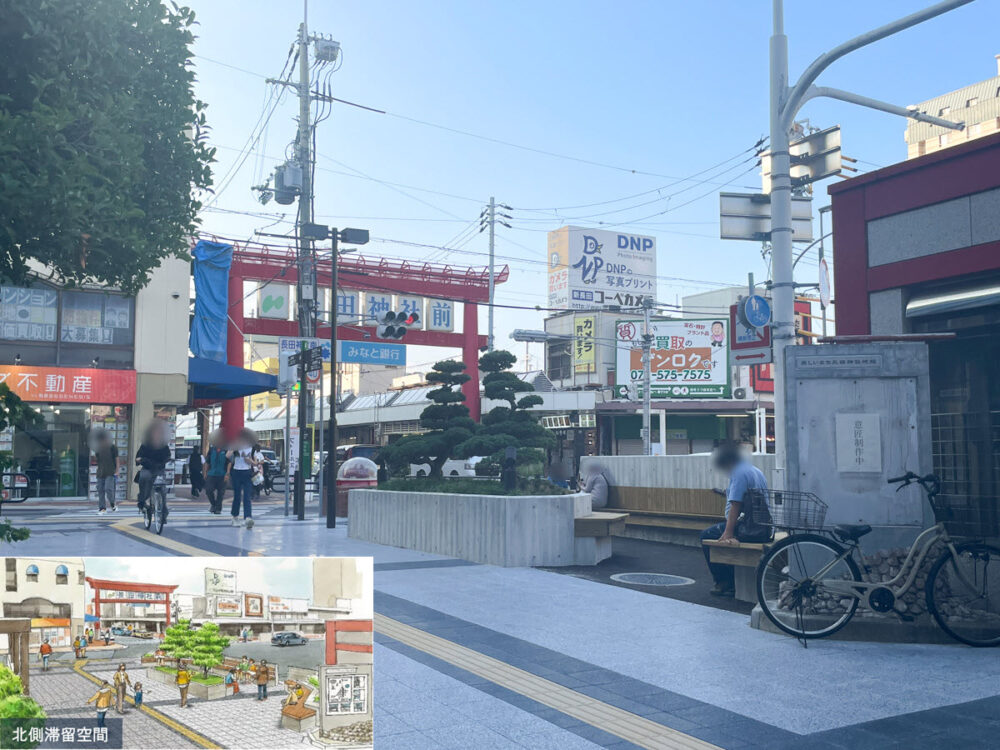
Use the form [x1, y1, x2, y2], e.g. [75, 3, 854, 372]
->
[887, 472, 917, 484]
[887, 471, 940, 498]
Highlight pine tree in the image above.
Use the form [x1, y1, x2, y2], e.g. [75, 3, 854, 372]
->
[379, 360, 475, 478]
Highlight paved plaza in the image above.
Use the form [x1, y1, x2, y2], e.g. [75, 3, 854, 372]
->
[7, 502, 1000, 748]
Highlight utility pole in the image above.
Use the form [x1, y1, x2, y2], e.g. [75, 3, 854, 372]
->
[768, 0, 970, 485]
[292, 1, 317, 521]
[641, 297, 653, 456]
[480, 198, 511, 351]
[327, 234, 339, 529]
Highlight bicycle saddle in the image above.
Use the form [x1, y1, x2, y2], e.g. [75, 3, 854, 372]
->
[833, 524, 872, 543]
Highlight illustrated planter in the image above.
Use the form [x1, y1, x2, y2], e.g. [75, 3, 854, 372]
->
[348, 489, 594, 566]
[146, 667, 228, 700]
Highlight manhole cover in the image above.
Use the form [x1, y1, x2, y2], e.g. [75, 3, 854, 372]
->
[610, 572, 694, 587]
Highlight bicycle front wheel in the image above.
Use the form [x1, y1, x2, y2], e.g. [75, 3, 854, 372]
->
[142, 500, 152, 530]
[927, 542, 1000, 647]
[152, 492, 165, 535]
[757, 534, 861, 640]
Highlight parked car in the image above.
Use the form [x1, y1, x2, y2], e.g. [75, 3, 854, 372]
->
[271, 631, 308, 646]
[111, 626, 128, 636]
[410, 457, 483, 477]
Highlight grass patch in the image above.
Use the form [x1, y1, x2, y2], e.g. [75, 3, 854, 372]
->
[154, 666, 223, 686]
[378, 477, 570, 496]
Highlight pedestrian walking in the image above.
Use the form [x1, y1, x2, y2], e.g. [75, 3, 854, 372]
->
[93, 429, 120, 514]
[103, 629, 110, 646]
[228, 428, 256, 529]
[175, 659, 191, 708]
[133, 682, 144, 710]
[189, 448, 204, 498]
[255, 659, 269, 700]
[203, 431, 229, 514]
[113, 663, 131, 713]
[87, 681, 114, 728]
[39, 639, 52, 671]
[250, 442, 265, 500]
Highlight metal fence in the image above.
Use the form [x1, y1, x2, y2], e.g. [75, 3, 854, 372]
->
[931, 410, 1000, 537]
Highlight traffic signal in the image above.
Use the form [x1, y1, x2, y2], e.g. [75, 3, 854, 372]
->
[375, 310, 420, 340]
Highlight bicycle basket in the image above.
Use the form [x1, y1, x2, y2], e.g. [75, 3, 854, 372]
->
[750, 489, 827, 531]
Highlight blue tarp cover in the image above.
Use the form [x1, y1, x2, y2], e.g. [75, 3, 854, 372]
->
[189, 357, 277, 402]
[189, 239, 233, 362]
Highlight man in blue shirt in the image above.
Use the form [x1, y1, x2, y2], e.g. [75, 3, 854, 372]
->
[701, 443, 768, 597]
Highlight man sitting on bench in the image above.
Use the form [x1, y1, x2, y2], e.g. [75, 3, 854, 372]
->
[701, 443, 768, 597]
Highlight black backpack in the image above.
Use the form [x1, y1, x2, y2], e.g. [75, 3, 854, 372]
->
[736, 487, 773, 543]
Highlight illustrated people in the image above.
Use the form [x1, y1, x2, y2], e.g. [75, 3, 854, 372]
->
[113, 663, 132, 713]
[39, 639, 52, 671]
[103, 629, 110, 646]
[203, 430, 229, 514]
[581, 463, 609, 509]
[700, 442, 769, 597]
[255, 659, 269, 701]
[710, 320, 726, 347]
[188, 447, 204, 499]
[133, 681, 144, 710]
[87, 681, 114, 728]
[135, 419, 171, 514]
[73, 635, 80, 659]
[225, 668, 239, 696]
[238, 655, 250, 682]
[228, 428, 256, 528]
[175, 659, 191, 708]
[78, 635, 86, 658]
[93, 429, 120, 514]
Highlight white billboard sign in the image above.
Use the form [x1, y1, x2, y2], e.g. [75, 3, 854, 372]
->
[363, 293, 392, 325]
[204, 568, 237, 596]
[257, 282, 290, 319]
[614, 318, 731, 399]
[548, 226, 657, 310]
[425, 299, 455, 332]
[268, 595, 309, 614]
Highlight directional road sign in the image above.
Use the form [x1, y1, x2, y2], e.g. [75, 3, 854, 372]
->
[729, 304, 772, 365]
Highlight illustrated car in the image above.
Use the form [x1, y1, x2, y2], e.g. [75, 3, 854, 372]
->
[271, 631, 308, 646]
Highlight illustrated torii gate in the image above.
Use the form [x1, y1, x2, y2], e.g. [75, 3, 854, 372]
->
[222, 242, 509, 436]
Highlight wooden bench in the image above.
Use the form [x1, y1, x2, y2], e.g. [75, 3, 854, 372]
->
[608, 487, 724, 547]
[281, 679, 317, 732]
[703, 533, 786, 603]
[573, 511, 629, 565]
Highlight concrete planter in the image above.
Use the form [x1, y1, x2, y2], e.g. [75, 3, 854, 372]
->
[146, 666, 228, 700]
[348, 489, 593, 566]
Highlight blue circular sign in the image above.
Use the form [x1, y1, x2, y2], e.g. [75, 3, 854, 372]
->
[743, 294, 772, 328]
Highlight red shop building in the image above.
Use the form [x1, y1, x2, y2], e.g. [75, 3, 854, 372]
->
[828, 131, 1000, 512]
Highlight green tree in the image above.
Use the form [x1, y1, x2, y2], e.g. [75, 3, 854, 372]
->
[0, 385, 40, 545]
[457, 350, 554, 468]
[0, 0, 215, 293]
[160, 619, 195, 662]
[379, 361, 474, 478]
[0, 663, 46, 749]
[189, 621, 229, 679]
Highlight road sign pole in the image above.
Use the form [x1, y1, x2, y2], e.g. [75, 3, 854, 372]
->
[295, 351, 307, 521]
[641, 298, 653, 456]
[284, 389, 291, 516]
[327, 232, 338, 529]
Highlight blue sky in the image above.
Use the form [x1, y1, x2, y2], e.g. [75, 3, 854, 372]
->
[186, 0, 998, 369]
[85, 557, 313, 598]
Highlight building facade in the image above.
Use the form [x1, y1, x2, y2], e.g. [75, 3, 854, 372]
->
[0, 257, 190, 501]
[905, 56, 1000, 159]
[2, 558, 86, 649]
[829, 129, 1000, 518]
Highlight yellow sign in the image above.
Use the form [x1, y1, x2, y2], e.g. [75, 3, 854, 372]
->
[574, 315, 596, 373]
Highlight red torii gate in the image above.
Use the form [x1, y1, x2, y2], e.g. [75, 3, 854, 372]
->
[223, 242, 509, 436]
[85, 577, 179, 631]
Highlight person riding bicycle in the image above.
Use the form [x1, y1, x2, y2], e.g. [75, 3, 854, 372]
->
[135, 419, 171, 516]
[701, 442, 768, 597]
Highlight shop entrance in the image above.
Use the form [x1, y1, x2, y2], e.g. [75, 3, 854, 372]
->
[14, 404, 90, 497]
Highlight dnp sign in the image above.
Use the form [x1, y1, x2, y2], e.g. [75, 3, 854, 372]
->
[548, 226, 658, 310]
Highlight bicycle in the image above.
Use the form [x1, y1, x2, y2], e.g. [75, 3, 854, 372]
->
[755, 472, 1000, 647]
[140, 470, 169, 536]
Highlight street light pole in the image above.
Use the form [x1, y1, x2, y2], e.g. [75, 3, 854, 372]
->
[768, 0, 972, 486]
[641, 297, 653, 456]
[326, 232, 339, 529]
[487, 196, 496, 351]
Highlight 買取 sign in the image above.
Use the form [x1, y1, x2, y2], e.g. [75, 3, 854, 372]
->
[548, 227, 657, 310]
[614, 318, 730, 399]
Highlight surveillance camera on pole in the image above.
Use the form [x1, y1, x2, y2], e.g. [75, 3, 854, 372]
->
[375, 310, 420, 340]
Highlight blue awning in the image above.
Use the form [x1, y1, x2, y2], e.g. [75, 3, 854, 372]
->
[189, 357, 278, 402]
[84, 614, 100, 623]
